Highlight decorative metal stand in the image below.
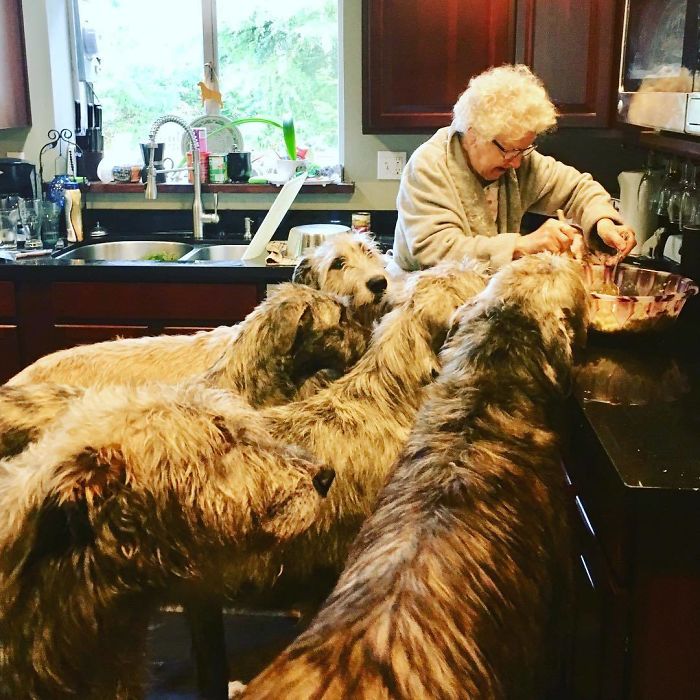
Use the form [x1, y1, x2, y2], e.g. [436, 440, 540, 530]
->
[39, 129, 83, 185]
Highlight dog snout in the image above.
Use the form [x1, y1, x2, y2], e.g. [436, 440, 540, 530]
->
[312, 468, 336, 497]
[366, 276, 388, 296]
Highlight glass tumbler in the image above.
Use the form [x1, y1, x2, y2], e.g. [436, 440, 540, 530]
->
[40, 201, 62, 248]
[20, 199, 44, 249]
[0, 211, 16, 249]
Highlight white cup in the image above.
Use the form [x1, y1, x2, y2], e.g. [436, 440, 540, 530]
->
[274, 158, 304, 182]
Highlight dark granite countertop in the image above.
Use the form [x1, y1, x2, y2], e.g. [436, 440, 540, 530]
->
[569, 299, 700, 498]
[0, 237, 295, 284]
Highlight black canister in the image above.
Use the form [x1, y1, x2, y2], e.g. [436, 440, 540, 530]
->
[227, 152, 252, 183]
[680, 229, 700, 284]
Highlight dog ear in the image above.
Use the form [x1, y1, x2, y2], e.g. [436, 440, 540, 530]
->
[293, 256, 320, 288]
[53, 447, 128, 507]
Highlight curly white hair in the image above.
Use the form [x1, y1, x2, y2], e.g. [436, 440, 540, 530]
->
[452, 64, 558, 142]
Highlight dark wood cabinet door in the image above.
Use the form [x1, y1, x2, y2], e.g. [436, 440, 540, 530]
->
[0, 0, 31, 129]
[362, 0, 515, 133]
[516, 0, 619, 127]
[0, 326, 21, 383]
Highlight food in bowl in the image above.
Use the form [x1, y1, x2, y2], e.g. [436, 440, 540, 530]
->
[578, 263, 698, 333]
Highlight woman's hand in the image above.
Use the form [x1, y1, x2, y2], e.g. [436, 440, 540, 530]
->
[513, 218, 579, 258]
[595, 219, 637, 265]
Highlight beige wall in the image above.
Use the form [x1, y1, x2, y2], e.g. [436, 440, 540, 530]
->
[0, 0, 427, 212]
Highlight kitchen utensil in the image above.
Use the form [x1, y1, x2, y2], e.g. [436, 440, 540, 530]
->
[287, 223, 350, 258]
[241, 172, 308, 260]
[579, 262, 698, 333]
[181, 116, 244, 157]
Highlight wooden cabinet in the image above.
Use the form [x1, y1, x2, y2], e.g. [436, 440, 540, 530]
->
[515, 0, 620, 127]
[362, 0, 515, 133]
[11, 280, 261, 370]
[0, 282, 20, 383]
[362, 0, 620, 133]
[0, 0, 31, 129]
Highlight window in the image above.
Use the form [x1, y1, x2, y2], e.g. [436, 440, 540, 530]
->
[73, 0, 340, 171]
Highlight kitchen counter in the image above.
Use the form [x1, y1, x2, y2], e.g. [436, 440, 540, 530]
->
[569, 305, 700, 497]
[0, 240, 296, 285]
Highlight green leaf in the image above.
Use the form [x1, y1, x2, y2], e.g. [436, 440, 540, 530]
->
[282, 115, 296, 160]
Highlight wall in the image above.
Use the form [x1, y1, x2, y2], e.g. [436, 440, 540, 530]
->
[0, 0, 643, 214]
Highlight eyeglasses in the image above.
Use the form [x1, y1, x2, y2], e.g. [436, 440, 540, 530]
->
[492, 139, 537, 160]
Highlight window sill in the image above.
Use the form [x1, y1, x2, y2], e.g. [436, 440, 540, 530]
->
[87, 182, 355, 195]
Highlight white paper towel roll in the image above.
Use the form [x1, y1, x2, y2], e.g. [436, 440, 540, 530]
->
[617, 170, 660, 254]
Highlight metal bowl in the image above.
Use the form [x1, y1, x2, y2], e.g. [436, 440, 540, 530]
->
[579, 263, 698, 333]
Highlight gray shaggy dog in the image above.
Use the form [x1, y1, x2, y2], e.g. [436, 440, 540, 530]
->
[241, 254, 589, 700]
[0, 382, 335, 700]
[292, 232, 391, 326]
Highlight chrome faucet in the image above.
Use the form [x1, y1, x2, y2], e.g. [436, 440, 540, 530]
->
[145, 114, 219, 240]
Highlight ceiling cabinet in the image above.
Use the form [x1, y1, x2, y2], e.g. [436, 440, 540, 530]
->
[515, 0, 620, 128]
[362, 0, 514, 133]
[362, 0, 620, 133]
[0, 0, 31, 129]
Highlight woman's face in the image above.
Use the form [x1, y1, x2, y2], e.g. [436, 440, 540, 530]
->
[462, 129, 537, 181]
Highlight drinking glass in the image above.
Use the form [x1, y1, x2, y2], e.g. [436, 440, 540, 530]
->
[656, 157, 680, 219]
[20, 199, 44, 249]
[0, 211, 16, 249]
[40, 201, 62, 248]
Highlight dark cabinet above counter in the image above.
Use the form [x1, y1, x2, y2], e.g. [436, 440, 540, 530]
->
[0, 0, 31, 129]
[362, 0, 621, 133]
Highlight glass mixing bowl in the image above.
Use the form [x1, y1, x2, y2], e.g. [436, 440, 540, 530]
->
[578, 263, 698, 333]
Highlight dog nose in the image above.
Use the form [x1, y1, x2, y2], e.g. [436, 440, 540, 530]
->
[312, 468, 335, 497]
[367, 276, 388, 295]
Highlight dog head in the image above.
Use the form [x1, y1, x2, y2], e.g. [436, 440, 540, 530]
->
[12, 385, 333, 578]
[293, 233, 391, 322]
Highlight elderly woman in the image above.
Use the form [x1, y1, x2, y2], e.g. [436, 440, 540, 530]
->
[393, 64, 636, 271]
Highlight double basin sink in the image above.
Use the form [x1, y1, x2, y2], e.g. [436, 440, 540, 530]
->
[53, 240, 255, 264]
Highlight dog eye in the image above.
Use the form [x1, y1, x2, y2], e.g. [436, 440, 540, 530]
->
[329, 257, 345, 270]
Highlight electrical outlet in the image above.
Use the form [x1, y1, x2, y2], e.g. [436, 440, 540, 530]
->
[377, 150, 406, 180]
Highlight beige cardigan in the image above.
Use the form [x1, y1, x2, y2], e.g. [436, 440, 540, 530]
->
[393, 126, 623, 271]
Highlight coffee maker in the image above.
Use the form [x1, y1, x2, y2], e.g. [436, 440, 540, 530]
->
[0, 158, 38, 199]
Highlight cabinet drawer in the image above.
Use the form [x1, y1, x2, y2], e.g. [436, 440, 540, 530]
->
[0, 282, 16, 317]
[51, 283, 258, 323]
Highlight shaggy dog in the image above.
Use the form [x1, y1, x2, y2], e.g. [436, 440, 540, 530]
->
[0, 382, 335, 700]
[7, 284, 372, 405]
[0, 285, 375, 461]
[241, 254, 589, 699]
[292, 232, 391, 326]
[233, 262, 487, 601]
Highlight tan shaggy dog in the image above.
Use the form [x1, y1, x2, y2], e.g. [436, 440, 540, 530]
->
[231, 262, 487, 604]
[7, 284, 372, 404]
[0, 382, 335, 700]
[0, 285, 376, 461]
[240, 254, 589, 700]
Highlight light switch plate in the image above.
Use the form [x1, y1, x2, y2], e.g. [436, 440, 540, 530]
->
[377, 151, 406, 180]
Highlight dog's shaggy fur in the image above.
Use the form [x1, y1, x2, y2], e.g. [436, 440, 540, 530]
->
[241, 254, 589, 700]
[292, 232, 391, 326]
[234, 262, 487, 599]
[7, 284, 371, 406]
[0, 382, 335, 700]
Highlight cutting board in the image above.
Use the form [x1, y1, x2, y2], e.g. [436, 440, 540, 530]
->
[241, 172, 308, 260]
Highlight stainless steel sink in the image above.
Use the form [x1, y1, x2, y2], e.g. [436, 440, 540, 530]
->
[54, 240, 194, 262]
[179, 244, 252, 262]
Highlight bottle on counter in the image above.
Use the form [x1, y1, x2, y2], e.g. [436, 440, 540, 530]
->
[63, 182, 83, 243]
